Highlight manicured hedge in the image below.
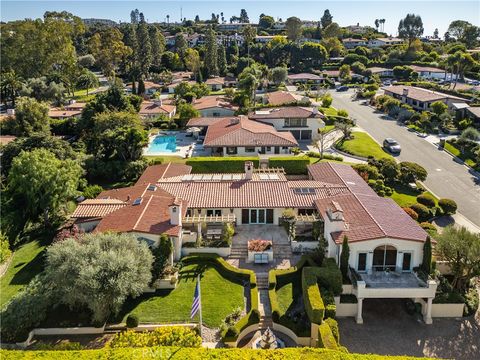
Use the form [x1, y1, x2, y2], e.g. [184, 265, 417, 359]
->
[302, 267, 326, 325]
[324, 318, 340, 345]
[180, 253, 259, 342]
[0, 347, 433, 359]
[269, 156, 310, 175]
[109, 327, 201, 348]
[185, 157, 259, 173]
[317, 322, 338, 349]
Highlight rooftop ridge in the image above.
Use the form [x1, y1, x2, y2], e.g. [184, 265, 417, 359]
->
[350, 192, 387, 238]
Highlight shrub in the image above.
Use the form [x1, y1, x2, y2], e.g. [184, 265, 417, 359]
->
[82, 184, 104, 199]
[317, 322, 338, 349]
[225, 325, 239, 338]
[438, 198, 457, 215]
[321, 94, 332, 108]
[269, 156, 310, 175]
[125, 314, 139, 328]
[352, 164, 380, 180]
[403, 207, 419, 221]
[185, 157, 259, 173]
[109, 327, 202, 348]
[416, 193, 435, 208]
[0, 233, 12, 264]
[324, 317, 340, 345]
[340, 236, 349, 282]
[410, 203, 430, 222]
[325, 304, 336, 319]
[302, 267, 325, 324]
[464, 286, 479, 316]
[399, 162, 427, 184]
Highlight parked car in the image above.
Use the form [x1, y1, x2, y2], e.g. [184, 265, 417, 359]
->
[383, 80, 392, 86]
[336, 86, 349, 92]
[383, 138, 401, 153]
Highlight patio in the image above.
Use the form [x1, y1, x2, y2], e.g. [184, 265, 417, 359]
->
[360, 271, 427, 289]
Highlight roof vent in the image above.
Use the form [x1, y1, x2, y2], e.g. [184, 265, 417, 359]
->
[147, 184, 157, 191]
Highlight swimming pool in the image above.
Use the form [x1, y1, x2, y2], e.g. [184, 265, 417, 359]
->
[145, 135, 177, 154]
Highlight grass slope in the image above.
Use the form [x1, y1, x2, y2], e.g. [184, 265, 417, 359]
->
[122, 264, 244, 327]
[0, 240, 46, 308]
[337, 132, 392, 160]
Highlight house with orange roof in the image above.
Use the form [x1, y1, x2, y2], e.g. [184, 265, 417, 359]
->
[139, 99, 176, 119]
[192, 95, 238, 117]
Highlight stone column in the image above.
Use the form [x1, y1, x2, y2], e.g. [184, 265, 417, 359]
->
[356, 298, 364, 324]
[424, 298, 433, 325]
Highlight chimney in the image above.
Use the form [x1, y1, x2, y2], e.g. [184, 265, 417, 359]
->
[230, 117, 240, 125]
[244, 161, 254, 180]
[402, 88, 409, 97]
[326, 201, 345, 233]
[154, 98, 163, 106]
[169, 198, 182, 226]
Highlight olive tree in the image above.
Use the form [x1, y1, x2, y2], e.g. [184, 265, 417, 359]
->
[44, 232, 154, 324]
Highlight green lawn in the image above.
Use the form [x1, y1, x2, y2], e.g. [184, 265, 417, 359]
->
[319, 107, 338, 117]
[336, 131, 392, 160]
[0, 240, 46, 308]
[389, 184, 438, 208]
[276, 283, 296, 315]
[444, 142, 477, 168]
[122, 264, 244, 327]
[274, 279, 310, 337]
[323, 125, 335, 133]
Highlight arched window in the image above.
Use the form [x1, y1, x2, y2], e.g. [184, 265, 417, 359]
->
[372, 245, 397, 271]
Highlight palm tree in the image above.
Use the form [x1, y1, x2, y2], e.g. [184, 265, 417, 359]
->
[374, 19, 380, 31]
[166, 15, 170, 26]
[380, 19, 386, 32]
[0, 70, 24, 107]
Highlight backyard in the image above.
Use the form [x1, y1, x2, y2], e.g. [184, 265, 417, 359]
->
[0, 240, 47, 308]
[336, 131, 392, 160]
[120, 263, 245, 328]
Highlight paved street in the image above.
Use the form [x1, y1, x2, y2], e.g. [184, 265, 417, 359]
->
[329, 89, 480, 229]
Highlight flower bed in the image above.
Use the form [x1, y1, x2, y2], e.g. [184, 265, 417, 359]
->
[247, 239, 272, 252]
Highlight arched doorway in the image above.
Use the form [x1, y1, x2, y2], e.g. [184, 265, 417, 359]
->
[372, 245, 397, 271]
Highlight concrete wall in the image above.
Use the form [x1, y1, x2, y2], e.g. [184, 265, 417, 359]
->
[354, 280, 437, 299]
[416, 298, 465, 318]
[272, 322, 311, 347]
[334, 296, 357, 317]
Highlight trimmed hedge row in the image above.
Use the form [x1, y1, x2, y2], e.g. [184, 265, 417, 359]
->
[0, 347, 433, 359]
[324, 318, 340, 345]
[180, 253, 259, 342]
[317, 323, 338, 350]
[269, 156, 310, 175]
[302, 267, 326, 325]
[185, 157, 259, 173]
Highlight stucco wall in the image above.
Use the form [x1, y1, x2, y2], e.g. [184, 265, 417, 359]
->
[199, 107, 235, 117]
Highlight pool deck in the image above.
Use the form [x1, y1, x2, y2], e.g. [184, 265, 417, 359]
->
[143, 131, 210, 158]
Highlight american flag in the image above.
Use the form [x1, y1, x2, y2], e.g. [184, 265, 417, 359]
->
[190, 279, 201, 319]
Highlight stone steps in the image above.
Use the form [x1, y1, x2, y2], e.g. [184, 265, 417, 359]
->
[256, 273, 270, 290]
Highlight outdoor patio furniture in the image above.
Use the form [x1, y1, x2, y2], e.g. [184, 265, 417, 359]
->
[254, 253, 269, 264]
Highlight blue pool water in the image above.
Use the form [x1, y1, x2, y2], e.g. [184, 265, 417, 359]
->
[146, 135, 177, 154]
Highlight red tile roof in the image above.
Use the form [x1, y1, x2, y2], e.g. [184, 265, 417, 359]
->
[383, 85, 467, 103]
[288, 73, 322, 81]
[410, 65, 444, 73]
[203, 116, 298, 147]
[72, 199, 126, 219]
[249, 107, 323, 119]
[265, 91, 299, 106]
[135, 163, 192, 186]
[139, 101, 176, 116]
[192, 96, 238, 111]
[48, 108, 82, 118]
[186, 117, 226, 127]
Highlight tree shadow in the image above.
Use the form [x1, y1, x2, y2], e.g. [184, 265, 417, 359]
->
[9, 250, 45, 285]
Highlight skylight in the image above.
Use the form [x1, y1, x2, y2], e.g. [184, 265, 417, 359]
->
[293, 188, 315, 194]
[147, 185, 157, 191]
[132, 197, 143, 206]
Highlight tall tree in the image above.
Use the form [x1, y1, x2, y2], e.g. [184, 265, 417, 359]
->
[285, 16, 303, 41]
[340, 236, 350, 280]
[398, 14, 424, 47]
[217, 43, 227, 76]
[174, 32, 188, 65]
[433, 28, 439, 39]
[320, 9, 333, 29]
[0, 70, 24, 107]
[4, 149, 82, 230]
[136, 14, 152, 77]
[184, 48, 201, 80]
[239, 9, 249, 23]
[447, 20, 472, 40]
[149, 26, 165, 69]
[12, 97, 50, 136]
[259, 14, 275, 29]
[204, 26, 218, 76]
[322, 22, 341, 39]
[76, 69, 99, 95]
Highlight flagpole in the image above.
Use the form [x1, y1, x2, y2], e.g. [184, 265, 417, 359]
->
[198, 274, 203, 339]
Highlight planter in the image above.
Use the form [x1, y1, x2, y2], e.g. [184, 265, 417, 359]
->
[334, 296, 357, 317]
[247, 249, 273, 263]
[291, 240, 319, 251]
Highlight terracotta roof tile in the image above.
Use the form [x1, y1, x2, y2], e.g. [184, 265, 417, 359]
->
[265, 91, 299, 106]
[383, 85, 467, 103]
[139, 101, 176, 116]
[72, 199, 126, 219]
[192, 96, 238, 111]
[135, 163, 192, 186]
[249, 107, 323, 119]
[288, 73, 322, 81]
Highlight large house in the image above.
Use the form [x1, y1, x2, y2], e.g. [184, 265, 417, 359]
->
[367, 37, 404, 48]
[263, 91, 303, 106]
[342, 38, 368, 49]
[48, 102, 86, 120]
[192, 96, 238, 117]
[409, 65, 446, 80]
[249, 107, 324, 141]
[205, 76, 237, 91]
[139, 100, 176, 120]
[73, 161, 436, 324]
[287, 73, 323, 84]
[382, 85, 469, 111]
[201, 116, 298, 156]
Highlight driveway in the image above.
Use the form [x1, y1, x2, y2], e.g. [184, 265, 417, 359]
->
[338, 298, 480, 359]
[329, 90, 480, 229]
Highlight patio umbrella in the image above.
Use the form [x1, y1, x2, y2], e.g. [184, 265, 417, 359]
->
[186, 127, 201, 133]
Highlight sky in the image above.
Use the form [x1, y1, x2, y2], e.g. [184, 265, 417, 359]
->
[1, 1, 479, 37]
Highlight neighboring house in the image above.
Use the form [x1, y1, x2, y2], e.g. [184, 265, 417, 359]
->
[202, 116, 298, 156]
[263, 91, 303, 106]
[322, 69, 343, 81]
[466, 107, 480, 124]
[409, 65, 446, 80]
[368, 67, 394, 77]
[64, 101, 86, 111]
[368, 37, 404, 48]
[382, 85, 470, 111]
[345, 23, 371, 34]
[255, 35, 287, 43]
[287, 73, 323, 84]
[218, 23, 257, 32]
[48, 108, 82, 120]
[342, 38, 368, 49]
[192, 96, 238, 117]
[249, 106, 324, 141]
[0, 135, 16, 145]
[126, 81, 162, 96]
[139, 100, 176, 120]
[205, 76, 237, 91]
[167, 80, 197, 94]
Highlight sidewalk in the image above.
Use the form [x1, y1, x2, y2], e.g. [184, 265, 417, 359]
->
[307, 129, 367, 164]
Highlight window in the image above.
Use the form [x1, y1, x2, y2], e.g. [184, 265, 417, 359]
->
[266, 146, 272, 152]
[245, 147, 256, 153]
[226, 147, 237, 155]
[402, 252, 412, 272]
[206, 209, 222, 216]
[358, 253, 367, 272]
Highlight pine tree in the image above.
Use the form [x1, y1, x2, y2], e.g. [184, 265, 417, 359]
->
[205, 27, 218, 76]
[137, 13, 152, 76]
[321, 9, 333, 29]
[217, 43, 227, 76]
[149, 26, 165, 69]
[340, 236, 350, 281]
